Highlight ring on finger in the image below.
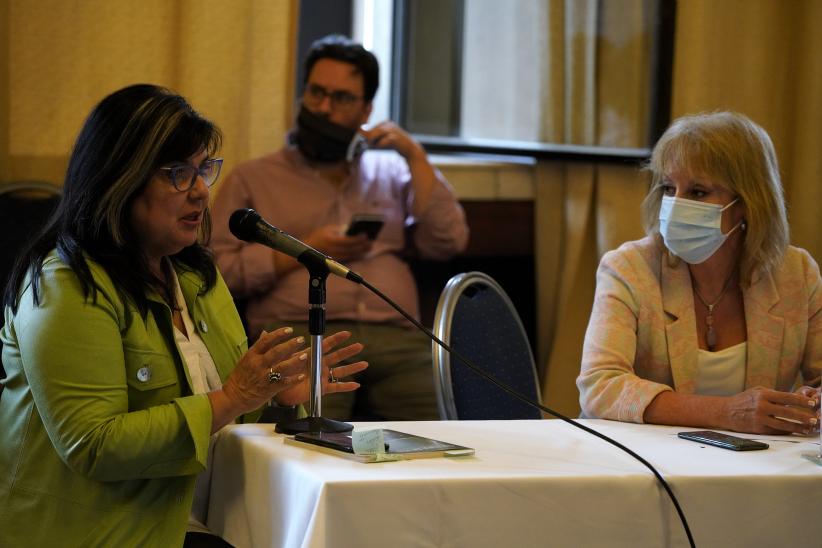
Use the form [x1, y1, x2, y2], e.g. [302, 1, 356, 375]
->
[328, 368, 338, 384]
[268, 367, 282, 384]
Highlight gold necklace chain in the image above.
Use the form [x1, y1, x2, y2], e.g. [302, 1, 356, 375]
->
[692, 270, 737, 351]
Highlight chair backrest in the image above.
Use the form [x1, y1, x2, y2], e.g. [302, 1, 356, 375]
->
[0, 181, 62, 385]
[432, 271, 542, 420]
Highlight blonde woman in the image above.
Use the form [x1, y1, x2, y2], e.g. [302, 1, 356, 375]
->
[578, 111, 820, 434]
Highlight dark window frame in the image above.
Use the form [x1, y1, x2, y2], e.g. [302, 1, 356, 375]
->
[391, 0, 676, 163]
[296, 0, 677, 164]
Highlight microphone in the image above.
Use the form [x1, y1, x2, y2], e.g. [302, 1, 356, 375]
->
[228, 208, 362, 283]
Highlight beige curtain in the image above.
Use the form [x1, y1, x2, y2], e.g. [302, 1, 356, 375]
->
[673, 0, 822, 261]
[537, 0, 822, 417]
[0, 0, 297, 187]
[537, 163, 647, 417]
[460, 0, 652, 147]
[536, 0, 652, 416]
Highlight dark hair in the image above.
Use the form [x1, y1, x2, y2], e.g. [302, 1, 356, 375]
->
[3, 84, 221, 315]
[303, 34, 379, 102]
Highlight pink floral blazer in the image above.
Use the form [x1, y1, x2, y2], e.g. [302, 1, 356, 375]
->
[577, 236, 822, 423]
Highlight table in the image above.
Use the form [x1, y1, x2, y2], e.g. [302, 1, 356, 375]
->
[206, 419, 822, 547]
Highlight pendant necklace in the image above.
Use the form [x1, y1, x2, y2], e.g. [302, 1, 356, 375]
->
[692, 271, 737, 352]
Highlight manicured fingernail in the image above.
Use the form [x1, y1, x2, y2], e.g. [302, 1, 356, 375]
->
[298, 374, 306, 381]
[284, 327, 293, 334]
[296, 336, 305, 344]
[811, 418, 818, 425]
[810, 400, 817, 407]
[299, 353, 308, 361]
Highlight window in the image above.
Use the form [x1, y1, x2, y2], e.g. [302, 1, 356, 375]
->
[300, 0, 674, 156]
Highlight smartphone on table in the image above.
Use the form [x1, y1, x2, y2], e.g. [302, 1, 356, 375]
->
[677, 430, 769, 451]
[344, 213, 385, 240]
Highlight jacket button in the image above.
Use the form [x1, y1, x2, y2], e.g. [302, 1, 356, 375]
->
[199, 320, 208, 333]
[137, 366, 152, 382]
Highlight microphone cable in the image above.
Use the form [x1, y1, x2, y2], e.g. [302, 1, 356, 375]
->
[227, 210, 695, 546]
[359, 277, 696, 548]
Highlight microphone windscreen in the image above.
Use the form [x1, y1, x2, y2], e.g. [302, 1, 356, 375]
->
[229, 208, 260, 242]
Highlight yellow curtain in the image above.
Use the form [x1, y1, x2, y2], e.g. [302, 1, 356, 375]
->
[0, 0, 297, 187]
[536, 0, 653, 416]
[537, 163, 647, 417]
[537, 0, 822, 417]
[673, 0, 822, 260]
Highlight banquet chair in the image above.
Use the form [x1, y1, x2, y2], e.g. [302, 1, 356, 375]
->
[431, 271, 542, 420]
[0, 181, 62, 387]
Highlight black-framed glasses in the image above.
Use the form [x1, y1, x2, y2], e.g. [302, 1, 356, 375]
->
[159, 158, 223, 192]
[303, 83, 363, 109]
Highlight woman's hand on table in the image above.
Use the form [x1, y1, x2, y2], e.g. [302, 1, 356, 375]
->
[723, 387, 818, 435]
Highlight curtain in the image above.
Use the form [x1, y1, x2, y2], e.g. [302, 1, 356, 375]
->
[460, 0, 653, 147]
[537, 0, 822, 417]
[458, 0, 654, 416]
[672, 0, 822, 262]
[535, 0, 653, 416]
[536, 163, 647, 417]
[0, 0, 297, 187]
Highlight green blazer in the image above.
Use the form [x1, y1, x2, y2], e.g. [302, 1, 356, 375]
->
[0, 253, 247, 547]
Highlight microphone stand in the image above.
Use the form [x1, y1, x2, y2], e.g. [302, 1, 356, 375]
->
[275, 253, 353, 434]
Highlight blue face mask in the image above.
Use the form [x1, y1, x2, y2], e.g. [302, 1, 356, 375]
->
[658, 195, 742, 264]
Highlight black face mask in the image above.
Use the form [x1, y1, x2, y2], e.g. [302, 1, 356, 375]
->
[292, 105, 367, 163]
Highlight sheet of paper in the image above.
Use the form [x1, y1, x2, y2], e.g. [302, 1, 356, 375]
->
[352, 429, 385, 455]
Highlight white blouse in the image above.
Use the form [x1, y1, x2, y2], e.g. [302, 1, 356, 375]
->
[169, 270, 222, 534]
[695, 342, 747, 396]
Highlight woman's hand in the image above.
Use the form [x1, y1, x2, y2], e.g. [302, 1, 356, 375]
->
[209, 327, 311, 432]
[795, 385, 821, 401]
[273, 330, 368, 407]
[723, 387, 818, 434]
[795, 385, 821, 431]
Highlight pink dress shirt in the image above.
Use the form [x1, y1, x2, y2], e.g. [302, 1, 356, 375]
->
[210, 147, 468, 336]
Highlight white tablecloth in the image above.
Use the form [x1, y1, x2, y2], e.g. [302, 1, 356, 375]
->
[206, 419, 822, 548]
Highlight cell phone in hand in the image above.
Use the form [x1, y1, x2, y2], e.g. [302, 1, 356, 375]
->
[345, 213, 385, 240]
[677, 430, 769, 451]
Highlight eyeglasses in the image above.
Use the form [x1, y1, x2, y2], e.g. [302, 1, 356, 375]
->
[159, 158, 223, 192]
[303, 83, 363, 109]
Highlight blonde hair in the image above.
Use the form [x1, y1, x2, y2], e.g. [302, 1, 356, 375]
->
[641, 111, 788, 285]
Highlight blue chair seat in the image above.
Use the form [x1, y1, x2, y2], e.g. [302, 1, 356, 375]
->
[432, 272, 542, 420]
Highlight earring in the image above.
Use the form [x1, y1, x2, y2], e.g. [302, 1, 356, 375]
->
[741, 220, 747, 231]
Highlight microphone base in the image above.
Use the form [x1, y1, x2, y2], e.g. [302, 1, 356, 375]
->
[274, 416, 353, 434]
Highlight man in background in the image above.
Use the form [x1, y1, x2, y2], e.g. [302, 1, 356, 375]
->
[211, 35, 468, 421]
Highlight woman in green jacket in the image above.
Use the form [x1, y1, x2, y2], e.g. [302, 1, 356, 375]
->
[0, 84, 367, 547]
